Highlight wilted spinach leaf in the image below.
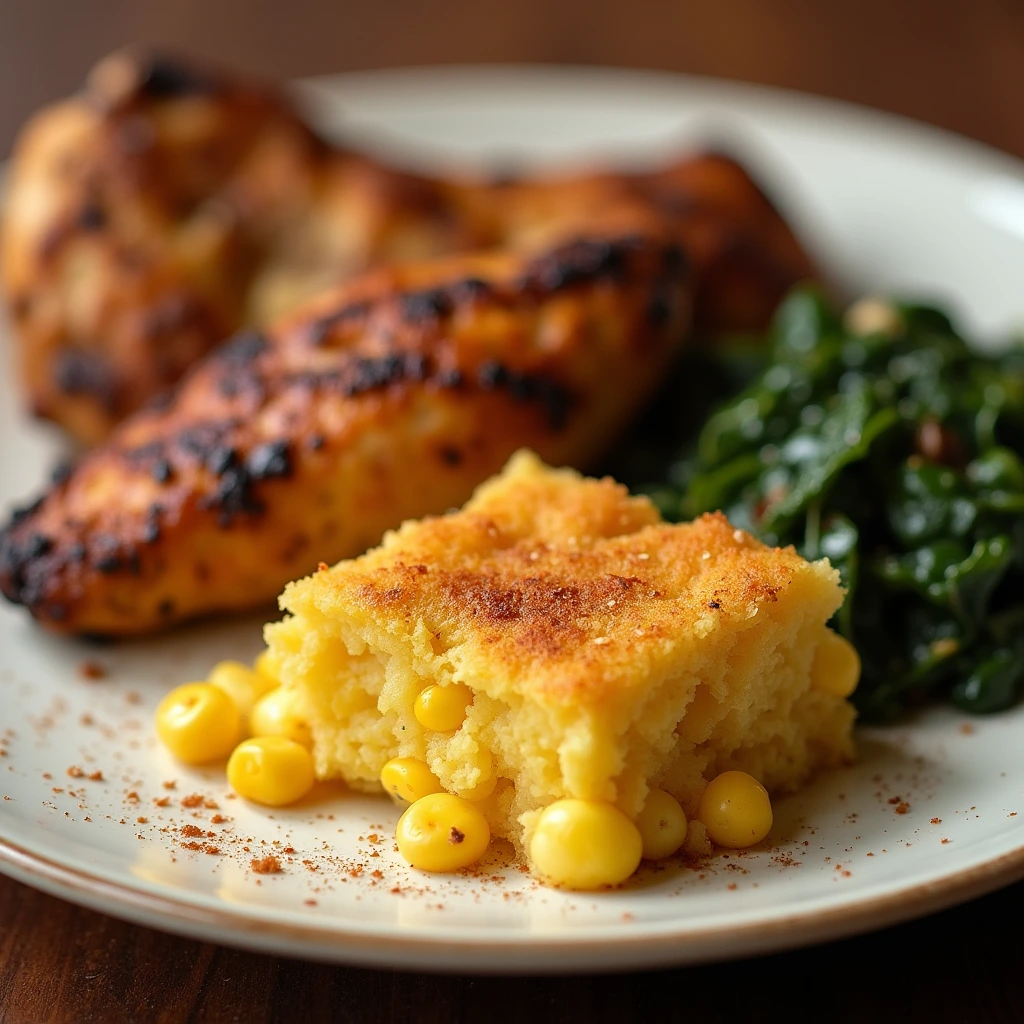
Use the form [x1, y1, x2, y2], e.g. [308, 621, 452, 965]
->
[650, 285, 1024, 720]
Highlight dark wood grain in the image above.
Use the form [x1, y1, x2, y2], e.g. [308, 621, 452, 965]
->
[3, 0, 1024, 159]
[2, 873, 1024, 1024]
[3, 2, 1024, 1020]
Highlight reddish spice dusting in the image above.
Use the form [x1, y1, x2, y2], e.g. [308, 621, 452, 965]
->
[79, 661, 107, 680]
[181, 824, 205, 838]
[162, 780, 176, 790]
[941, 838, 951, 844]
[449, 827, 466, 845]
[181, 793, 204, 808]
[67, 766, 85, 778]
[126, 791, 140, 802]
[305, 899, 318, 906]
[960, 723, 975, 735]
[930, 817, 942, 825]
[136, 817, 148, 824]
[727, 883, 737, 891]
[153, 796, 170, 807]
[894, 802, 911, 815]
[251, 856, 283, 874]
[180, 841, 221, 855]
[203, 798, 219, 810]
[283, 846, 296, 854]
[210, 814, 227, 824]
[87, 770, 103, 782]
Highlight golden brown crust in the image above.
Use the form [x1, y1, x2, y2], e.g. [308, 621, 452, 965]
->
[1, 51, 817, 444]
[308, 452, 840, 706]
[0, 219, 689, 634]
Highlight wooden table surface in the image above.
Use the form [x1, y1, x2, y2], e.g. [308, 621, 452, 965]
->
[3, 2, 1024, 1021]
[2, 874, 1023, 1023]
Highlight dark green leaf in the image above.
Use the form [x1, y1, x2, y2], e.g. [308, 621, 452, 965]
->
[951, 648, 1024, 713]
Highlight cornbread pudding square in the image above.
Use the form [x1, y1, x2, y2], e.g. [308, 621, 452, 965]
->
[266, 450, 856, 861]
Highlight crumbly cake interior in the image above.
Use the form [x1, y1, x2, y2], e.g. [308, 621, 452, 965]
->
[265, 451, 855, 859]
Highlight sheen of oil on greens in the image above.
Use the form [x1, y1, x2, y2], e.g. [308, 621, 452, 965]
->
[646, 287, 1024, 721]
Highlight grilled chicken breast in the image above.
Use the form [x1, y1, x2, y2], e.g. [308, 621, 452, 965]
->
[1, 50, 817, 444]
[1, 51, 490, 444]
[0, 208, 691, 634]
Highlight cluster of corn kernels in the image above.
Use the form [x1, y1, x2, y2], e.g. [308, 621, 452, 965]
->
[155, 654, 317, 806]
[523, 771, 773, 889]
[155, 669, 774, 888]
[380, 681, 774, 886]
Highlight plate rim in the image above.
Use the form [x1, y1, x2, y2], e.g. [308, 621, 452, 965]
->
[294, 61, 1024, 179]
[4, 62, 1024, 972]
[2, 832, 1023, 972]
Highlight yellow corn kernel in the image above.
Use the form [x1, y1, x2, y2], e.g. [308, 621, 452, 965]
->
[380, 757, 444, 805]
[155, 682, 241, 765]
[395, 793, 490, 872]
[209, 660, 278, 722]
[227, 736, 315, 807]
[250, 687, 313, 748]
[253, 649, 283, 688]
[460, 774, 497, 802]
[529, 799, 642, 889]
[810, 630, 861, 698]
[636, 788, 688, 860]
[697, 771, 773, 849]
[413, 683, 473, 732]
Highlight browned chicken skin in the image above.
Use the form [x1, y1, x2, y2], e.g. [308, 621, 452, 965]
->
[1, 52, 492, 444]
[0, 50, 821, 637]
[0, 209, 693, 634]
[1, 50, 816, 445]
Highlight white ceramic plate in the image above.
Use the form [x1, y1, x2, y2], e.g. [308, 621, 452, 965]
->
[2, 66, 1023, 974]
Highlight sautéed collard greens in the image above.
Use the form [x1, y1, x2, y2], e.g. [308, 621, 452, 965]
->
[650, 287, 1024, 720]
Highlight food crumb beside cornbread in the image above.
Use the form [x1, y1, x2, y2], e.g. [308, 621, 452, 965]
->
[250, 855, 283, 874]
[260, 450, 858, 886]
